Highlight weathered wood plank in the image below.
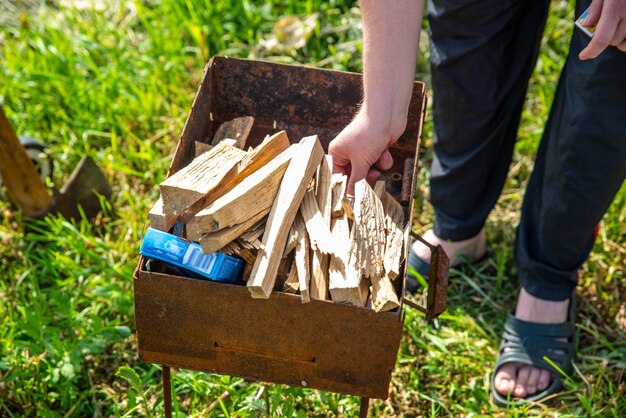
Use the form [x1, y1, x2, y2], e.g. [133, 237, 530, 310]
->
[211, 116, 254, 149]
[160, 143, 246, 216]
[247, 135, 324, 299]
[149, 196, 177, 232]
[181, 131, 291, 222]
[186, 145, 294, 237]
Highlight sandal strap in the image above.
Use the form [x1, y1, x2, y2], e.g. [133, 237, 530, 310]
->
[495, 307, 576, 375]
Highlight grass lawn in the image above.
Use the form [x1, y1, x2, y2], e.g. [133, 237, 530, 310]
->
[1, 0, 624, 416]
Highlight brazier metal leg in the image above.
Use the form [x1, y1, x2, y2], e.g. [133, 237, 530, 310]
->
[163, 365, 172, 418]
[359, 397, 369, 418]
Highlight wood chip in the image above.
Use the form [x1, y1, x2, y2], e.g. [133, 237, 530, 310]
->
[211, 116, 254, 149]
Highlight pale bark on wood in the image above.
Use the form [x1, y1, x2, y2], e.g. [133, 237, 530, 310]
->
[382, 191, 405, 280]
[293, 215, 311, 303]
[194, 141, 214, 157]
[180, 131, 291, 222]
[149, 196, 177, 231]
[160, 143, 246, 215]
[211, 116, 254, 149]
[330, 173, 347, 218]
[197, 209, 267, 253]
[247, 135, 324, 299]
[186, 145, 294, 237]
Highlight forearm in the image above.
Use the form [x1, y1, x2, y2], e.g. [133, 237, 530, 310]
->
[359, 0, 424, 139]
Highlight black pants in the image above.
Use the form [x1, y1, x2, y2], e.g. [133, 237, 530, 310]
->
[427, 0, 626, 301]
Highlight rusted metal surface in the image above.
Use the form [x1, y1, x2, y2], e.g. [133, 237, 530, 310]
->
[136, 57, 429, 401]
[406, 232, 449, 321]
[400, 158, 414, 204]
[163, 365, 172, 418]
[359, 397, 370, 418]
[135, 265, 403, 399]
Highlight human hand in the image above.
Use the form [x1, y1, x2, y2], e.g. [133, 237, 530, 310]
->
[579, 0, 626, 59]
[329, 111, 404, 195]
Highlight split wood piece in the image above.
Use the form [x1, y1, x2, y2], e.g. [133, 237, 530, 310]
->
[149, 196, 177, 232]
[180, 131, 291, 222]
[373, 180, 386, 199]
[240, 218, 266, 248]
[197, 209, 267, 253]
[210, 116, 254, 149]
[274, 251, 295, 291]
[353, 179, 386, 279]
[160, 143, 246, 216]
[299, 188, 335, 255]
[282, 262, 299, 294]
[353, 179, 400, 310]
[310, 155, 333, 300]
[293, 215, 311, 303]
[247, 135, 324, 299]
[370, 274, 400, 312]
[330, 174, 347, 218]
[283, 222, 299, 257]
[382, 192, 405, 280]
[186, 144, 295, 239]
[328, 213, 367, 306]
[194, 141, 214, 157]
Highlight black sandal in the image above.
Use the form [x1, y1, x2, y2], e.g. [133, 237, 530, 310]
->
[491, 295, 577, 405]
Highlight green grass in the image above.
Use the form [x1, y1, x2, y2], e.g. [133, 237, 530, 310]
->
[1, 0, 624, 416]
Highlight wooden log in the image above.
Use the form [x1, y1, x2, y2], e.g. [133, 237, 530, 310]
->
[211, 116, 254, 149]
[310, 155, 333, 300]
[197, 210, 267, 253]
[293, 214, 310, 303]
[382, 192, 405, 280]
[160, 143, 246, 216]
[194, 141, 214, 157]
[181, 131, 291, 222]
[149, 196, 177, 232]
[247, 135, 324, 299]
[330, 174, 347, 218]
[186, 145, 295, 238]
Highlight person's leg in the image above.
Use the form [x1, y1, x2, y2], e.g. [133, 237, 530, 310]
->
[494, 0, 626, 399]
[412, 0, 550, 262]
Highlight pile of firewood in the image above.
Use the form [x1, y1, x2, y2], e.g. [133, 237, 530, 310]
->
[149, 117, 406, 312]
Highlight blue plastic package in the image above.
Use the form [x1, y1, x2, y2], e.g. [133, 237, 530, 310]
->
[140, 227, 245, 284]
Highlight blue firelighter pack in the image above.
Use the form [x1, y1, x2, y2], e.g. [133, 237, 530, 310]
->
[140, 227, 245, 284]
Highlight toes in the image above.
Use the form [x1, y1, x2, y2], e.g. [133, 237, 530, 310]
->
[537, 370, 552, 391]
[526, 367, 542, 395]
[494, 363, 517, 396]
[513, 366, 531, 398]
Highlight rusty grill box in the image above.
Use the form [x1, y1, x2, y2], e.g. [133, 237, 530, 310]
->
[134, 57, 426, 400]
